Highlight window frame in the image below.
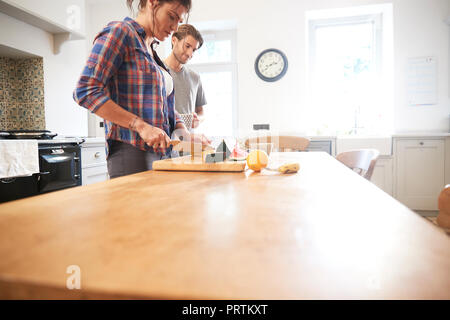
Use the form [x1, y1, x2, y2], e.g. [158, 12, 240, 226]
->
[308, 14, 383, 83]
[306, 12, 391, 135]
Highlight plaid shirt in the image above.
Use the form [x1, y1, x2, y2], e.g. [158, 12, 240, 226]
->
[73, 17, 183, 157]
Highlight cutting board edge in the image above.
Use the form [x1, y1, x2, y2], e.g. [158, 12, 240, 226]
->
[152, 168, 246, 172]
[152, 157, 247, 172]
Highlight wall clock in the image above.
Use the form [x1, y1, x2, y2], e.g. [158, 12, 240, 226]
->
[255, 48, 288, 82]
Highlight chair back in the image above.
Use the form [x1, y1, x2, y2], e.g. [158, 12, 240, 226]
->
[245, 135, 310, 152]
[437, 185, 450, 230]
[335, 149, 380, 180]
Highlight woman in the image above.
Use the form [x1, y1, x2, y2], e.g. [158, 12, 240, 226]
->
[74, 0, 210, 178]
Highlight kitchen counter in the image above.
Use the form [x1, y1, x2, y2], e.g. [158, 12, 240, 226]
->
[0, 152, 449, 299]
[81, 137, 106, 144]
[391, 132, 450, 138]
[36, 137, 105, 145]
[37, 137, 84, 144]
[302, 133, 450, 138]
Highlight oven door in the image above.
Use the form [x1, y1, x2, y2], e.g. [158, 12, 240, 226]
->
[38, 145, 81, 193]
[0, 175, 39, 203]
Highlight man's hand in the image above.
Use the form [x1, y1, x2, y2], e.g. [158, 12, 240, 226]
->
[134, 118, 171, 153]
[192, 112, 200, 128]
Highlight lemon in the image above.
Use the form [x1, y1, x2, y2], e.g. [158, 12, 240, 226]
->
[247, 150, 269, 172]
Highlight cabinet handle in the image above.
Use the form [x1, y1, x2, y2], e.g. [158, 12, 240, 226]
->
[419, 142, 424, 146]
[37, 172, 50, 181]
[94, 152, 101, 159]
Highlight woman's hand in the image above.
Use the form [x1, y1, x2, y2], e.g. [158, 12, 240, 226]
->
[133, 118, 170, 153]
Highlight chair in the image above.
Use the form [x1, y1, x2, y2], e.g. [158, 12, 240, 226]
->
[244, 135, 310, 152]
[335, 149, 380, 181]
[437, 185, 450, 230]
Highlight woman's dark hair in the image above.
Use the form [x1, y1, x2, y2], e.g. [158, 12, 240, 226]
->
[126, 0, 192, 13]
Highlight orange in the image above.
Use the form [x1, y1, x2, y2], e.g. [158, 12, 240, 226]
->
[247, 150, 269, 172]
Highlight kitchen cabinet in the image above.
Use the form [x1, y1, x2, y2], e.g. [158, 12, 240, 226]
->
[371, 156, 393, 196]
[83, 165, 109, 186]
[81, 139, 108, 186]
[306, 140, 332, 155]
[394, 138, 445, 211]
[306, 137, 336, 156]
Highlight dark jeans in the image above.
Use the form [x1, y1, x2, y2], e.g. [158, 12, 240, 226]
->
[107, 140, 169, 179]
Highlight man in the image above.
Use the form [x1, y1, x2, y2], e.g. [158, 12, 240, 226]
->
[164, 24, 207, 131]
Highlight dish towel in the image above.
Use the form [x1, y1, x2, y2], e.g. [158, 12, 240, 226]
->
[0, 140, 39, 179]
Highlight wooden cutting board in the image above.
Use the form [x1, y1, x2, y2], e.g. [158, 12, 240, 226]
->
[152, 156, 246, 172]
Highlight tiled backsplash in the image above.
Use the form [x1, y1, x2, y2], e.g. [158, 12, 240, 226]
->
[0, 57, 45, 131]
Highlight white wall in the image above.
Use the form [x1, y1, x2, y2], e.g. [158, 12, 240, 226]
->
[189, 0, 450, 135]
[85, 0, 129, 137]
[392, 0, 449, 133]
[86, 0, 128, 47]
[0, 0, 88, 137]
[85, 0, 450, 136]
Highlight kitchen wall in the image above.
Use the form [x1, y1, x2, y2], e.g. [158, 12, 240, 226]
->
[0, 0, 88, 137]
[84, 0, 129, 137]
[85, 0, 450, 136]
[392, 0, 449, 133]
[0, 57, 45, 130]
[191, 0, 450, 136]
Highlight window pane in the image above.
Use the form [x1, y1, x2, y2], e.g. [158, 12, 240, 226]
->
[189, 40, 232, 64]
[310, 21, 388, 135]
[196, 71, 233, 136]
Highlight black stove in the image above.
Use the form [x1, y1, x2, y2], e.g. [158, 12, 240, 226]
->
[0, 130, 83, 203]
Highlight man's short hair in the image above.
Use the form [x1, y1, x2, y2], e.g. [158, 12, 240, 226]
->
[172, 24, 204, 49]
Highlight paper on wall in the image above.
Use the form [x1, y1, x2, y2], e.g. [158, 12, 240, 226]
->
[407, 56, 437, 106]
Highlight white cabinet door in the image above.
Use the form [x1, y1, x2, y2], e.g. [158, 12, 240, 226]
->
[395, 139, 445, 210]
[81, 145, 107, 168]
[371, 157, 393, 196]
[306, 140, 332, 155]
[83, 165, 109, 186]
[81, 142, 108, 186]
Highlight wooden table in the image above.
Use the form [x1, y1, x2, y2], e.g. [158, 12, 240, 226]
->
[0, 152, 449, 299]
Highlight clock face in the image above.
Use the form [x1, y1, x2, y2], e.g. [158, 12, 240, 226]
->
[255, 49, 288, 82]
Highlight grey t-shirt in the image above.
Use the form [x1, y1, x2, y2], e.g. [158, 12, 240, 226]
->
[167, 66, 207, 115]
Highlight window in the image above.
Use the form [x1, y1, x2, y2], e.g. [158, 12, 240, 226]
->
[186, 30, 238, 137]
[307, 5, 393, 135]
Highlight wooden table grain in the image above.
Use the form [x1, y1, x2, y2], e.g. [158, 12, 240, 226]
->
[0, 152, 449, 299]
